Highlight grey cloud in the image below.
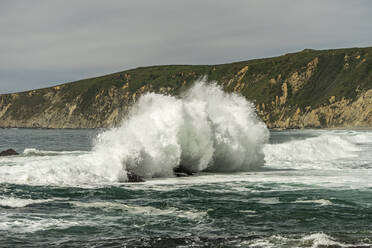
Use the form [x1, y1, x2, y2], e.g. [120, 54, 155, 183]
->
[1, 0, 372, 93]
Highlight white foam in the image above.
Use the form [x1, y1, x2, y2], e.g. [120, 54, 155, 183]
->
[294, 199, 332, 206]
[0, 197, 51, 208]
[343, 133, 372, 144]
[253, 197, 281, 205]
[72, 201, 206, 220]
[241, 233, 370, 248]
[239, 210, 256, 213]
[0, 216, 88, 233]
[240, 235, 288, 248]
[0, 79, 269, 186]
[301, 233, 338, 247]
[93, 80, 268, 178]
[23, 148, 84, 156]
[239, 210, 257, 217]
[264, 134, 361, 169]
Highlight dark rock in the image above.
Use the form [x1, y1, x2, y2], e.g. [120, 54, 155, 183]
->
[175, 172, 189, 177]
[0, 149, 19, 156]
[127, 172, 145, 182]
[173, 166, 194, 177]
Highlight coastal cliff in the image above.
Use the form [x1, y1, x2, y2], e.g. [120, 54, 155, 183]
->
[1, 47, 372, 129]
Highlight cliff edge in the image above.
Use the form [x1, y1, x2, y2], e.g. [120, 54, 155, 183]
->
[1, 47, 372, 129]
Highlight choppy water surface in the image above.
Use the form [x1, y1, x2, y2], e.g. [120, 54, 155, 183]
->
[1, 128, 372, 247]
[1, 81, 372, 247]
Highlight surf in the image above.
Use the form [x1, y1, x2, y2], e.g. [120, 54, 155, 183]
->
[0, 79, 269, 186]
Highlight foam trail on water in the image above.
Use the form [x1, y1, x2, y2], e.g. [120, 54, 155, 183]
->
[0, 197, 52, 208]
[23, 148, 85, 156]
[0, 79, 269, 185]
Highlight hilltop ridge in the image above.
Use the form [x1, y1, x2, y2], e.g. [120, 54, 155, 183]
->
[1, 46, 372, 129]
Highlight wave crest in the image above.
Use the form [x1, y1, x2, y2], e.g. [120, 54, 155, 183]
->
[94, 80, 269, 179]
[0, 79, 269, 185]
[264, 133, 361, 169]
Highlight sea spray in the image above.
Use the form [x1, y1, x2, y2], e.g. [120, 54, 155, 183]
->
[0, 79, 269, 185]
[93, 80, 269, 179]
[264, 133, 361, 169]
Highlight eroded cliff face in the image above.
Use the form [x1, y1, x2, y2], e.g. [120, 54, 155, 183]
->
[257, 89, 372, 128]
[0, 47, 371, 129]
[0, 82, 175, 128]
[254, 51, 372, 128]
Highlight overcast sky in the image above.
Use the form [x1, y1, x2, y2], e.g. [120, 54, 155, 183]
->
[1, 0, 371, 94]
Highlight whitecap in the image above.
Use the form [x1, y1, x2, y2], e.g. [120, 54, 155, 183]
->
[0, 79, 269, 186]
[71, 201, 206, 220]
[0, 197, 52, 208]
[294, 199, 332, 206]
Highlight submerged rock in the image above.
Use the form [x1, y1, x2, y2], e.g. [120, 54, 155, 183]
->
[127, 172, 145, 183]
[173, 166, 194, 177]
[0, 149, 19, 156]
[174, 172, 189, 177]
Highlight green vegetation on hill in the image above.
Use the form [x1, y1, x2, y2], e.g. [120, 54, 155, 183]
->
[0, 46, 371, 128]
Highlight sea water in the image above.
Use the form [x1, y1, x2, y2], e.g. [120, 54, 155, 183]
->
[1, 82, 372, 247]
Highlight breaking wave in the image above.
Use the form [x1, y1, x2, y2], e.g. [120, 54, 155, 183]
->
[264, 133, 364, 169]
[0, 79, 269, 186]
[243, 233, 370, 248]
[93, 80, 269, 178]
[23, 148, 84, 156]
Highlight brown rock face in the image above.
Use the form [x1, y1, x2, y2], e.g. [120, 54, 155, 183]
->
[258, 89, 372, 129]
[0, 47, 372, 129]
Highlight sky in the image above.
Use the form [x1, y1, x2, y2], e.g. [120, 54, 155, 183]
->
[1, 0, 372, 94]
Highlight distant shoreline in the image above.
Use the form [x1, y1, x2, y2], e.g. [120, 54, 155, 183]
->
[1, 46, 371, 130]
[2, 127, 372, 131]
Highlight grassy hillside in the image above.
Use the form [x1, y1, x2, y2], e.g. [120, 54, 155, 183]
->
[0, 47, 372, 128]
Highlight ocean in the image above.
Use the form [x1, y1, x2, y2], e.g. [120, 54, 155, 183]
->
[1, 82, 372, 247]
[2, 128, 372, 247]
